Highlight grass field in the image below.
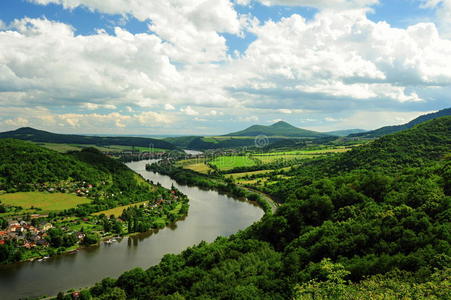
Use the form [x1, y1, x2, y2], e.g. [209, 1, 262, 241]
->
[176, 159, 213, 174]
[210, 156, 257, 171]
[227, 169, 274, 179]
[93, 201, 149, 217]
[184, 163, 213, 174]
[254, 154, 318, 164]
[253, 148, 350, 156]
[0, 192, 90, 212]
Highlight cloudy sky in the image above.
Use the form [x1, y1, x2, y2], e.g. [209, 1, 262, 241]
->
[0, 0, 450, 135]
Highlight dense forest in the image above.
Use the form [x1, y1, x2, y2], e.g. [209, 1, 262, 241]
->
[59, 116, 450, 299]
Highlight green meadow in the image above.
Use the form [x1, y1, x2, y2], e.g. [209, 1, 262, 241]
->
[0, 192, 90, 212]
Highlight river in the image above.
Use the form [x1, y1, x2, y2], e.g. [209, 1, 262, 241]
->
[0, 160, 264, 300]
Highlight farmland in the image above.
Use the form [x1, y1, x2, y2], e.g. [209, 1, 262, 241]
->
[210, 156, 258, 171]
[93, 201, 150, 217]
[0, 192, 90, 213]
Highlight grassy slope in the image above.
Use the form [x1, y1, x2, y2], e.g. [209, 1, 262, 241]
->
[0, 192, 90, 212]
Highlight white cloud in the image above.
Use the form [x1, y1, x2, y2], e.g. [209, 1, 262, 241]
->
[29, 0, 242, 64]
[421, 0, 451, 38]
[180, 106, 199, 116]
[3, 117, 30, 127]
[228, 10, 451, 109]
[164, 103, 175, 111]
[251, 0, 379, 10]
[82, 103, 117, 110]
[278, 109, 292, 114]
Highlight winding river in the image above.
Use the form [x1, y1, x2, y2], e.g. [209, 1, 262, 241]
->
[0, 160, 264, 300]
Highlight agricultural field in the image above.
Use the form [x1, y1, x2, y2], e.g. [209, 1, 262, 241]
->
[0, 192, 90, 213]
[176, 159, 213, 174]
[210, 156, 258, 171]
[184, 163, 213, 174]
[253, 147, 351, 156]
[93, 201, 150, 217]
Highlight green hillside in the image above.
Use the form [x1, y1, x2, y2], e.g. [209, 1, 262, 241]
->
[225, 121, 328, 138]
[349, 107, 451, 138]
[81, 118, 451, 299]
[0, 139, 108, 192]
[325, 129, 366, 136]
[0, 139, 160, 213]
[0, 127, 176, 150]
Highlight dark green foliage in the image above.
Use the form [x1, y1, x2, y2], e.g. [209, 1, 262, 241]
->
[0, 127, 176, 149]
[0, 217, 7, 229]
[81, 233, 100, 246]
[0, 139, 107, 192]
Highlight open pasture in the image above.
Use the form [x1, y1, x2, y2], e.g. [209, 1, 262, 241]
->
[210, 156, 257, 171]
[0, 192, 90, 212]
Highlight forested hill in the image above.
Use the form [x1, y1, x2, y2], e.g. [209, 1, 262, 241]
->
[0, 139, 108, 192]
[349, 107, 451, 138]
[326, 115, 451, 173]
[225, 121, 328, 137]
[83, 117, 450, 298]
[0, 127, 176, 150]
[0, 140, 158, 210]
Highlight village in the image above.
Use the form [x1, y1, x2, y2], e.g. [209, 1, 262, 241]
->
[0, 218, 86, 251]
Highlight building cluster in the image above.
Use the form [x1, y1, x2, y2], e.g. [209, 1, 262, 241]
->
[0, 220, 53, 248]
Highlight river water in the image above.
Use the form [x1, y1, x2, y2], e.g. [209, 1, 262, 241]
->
[0, 160, 264, 299]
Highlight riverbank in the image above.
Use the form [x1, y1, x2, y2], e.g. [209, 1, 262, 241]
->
[146, 161, 275, 215]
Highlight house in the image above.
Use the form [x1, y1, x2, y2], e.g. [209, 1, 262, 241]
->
[9, 225, 23, 233]
[42, 223, 53, 231]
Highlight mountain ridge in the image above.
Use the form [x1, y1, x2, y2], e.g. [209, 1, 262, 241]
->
[349, 107, 451, 138]
[0, 127, 176, 150]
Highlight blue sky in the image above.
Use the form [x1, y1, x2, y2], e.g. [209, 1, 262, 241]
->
[0, 0, 450, 135]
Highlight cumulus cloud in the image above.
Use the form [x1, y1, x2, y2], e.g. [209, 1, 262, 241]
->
[243, 0, 378, 10]
[29, 0, 242, 63]
[227, 10, 451, 112]
[180, 106, 199, 116]
[421, 0, 451, 38]
[164, 104, 175, 111]
[1, 4, 451, 133]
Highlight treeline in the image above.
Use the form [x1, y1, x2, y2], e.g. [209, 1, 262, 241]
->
[148, 162, 273, 214]
[0, 139, 108, 193]
[52, 117, 451, 299]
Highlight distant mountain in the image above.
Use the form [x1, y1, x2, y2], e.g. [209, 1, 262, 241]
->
[0, 127, 176, 150]
[349, 107, 451, 138]
[224, 121, 328, 138]
[325, 129, 367, 137]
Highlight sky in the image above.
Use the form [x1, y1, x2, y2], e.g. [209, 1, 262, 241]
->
[0, 0, 450, 135]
